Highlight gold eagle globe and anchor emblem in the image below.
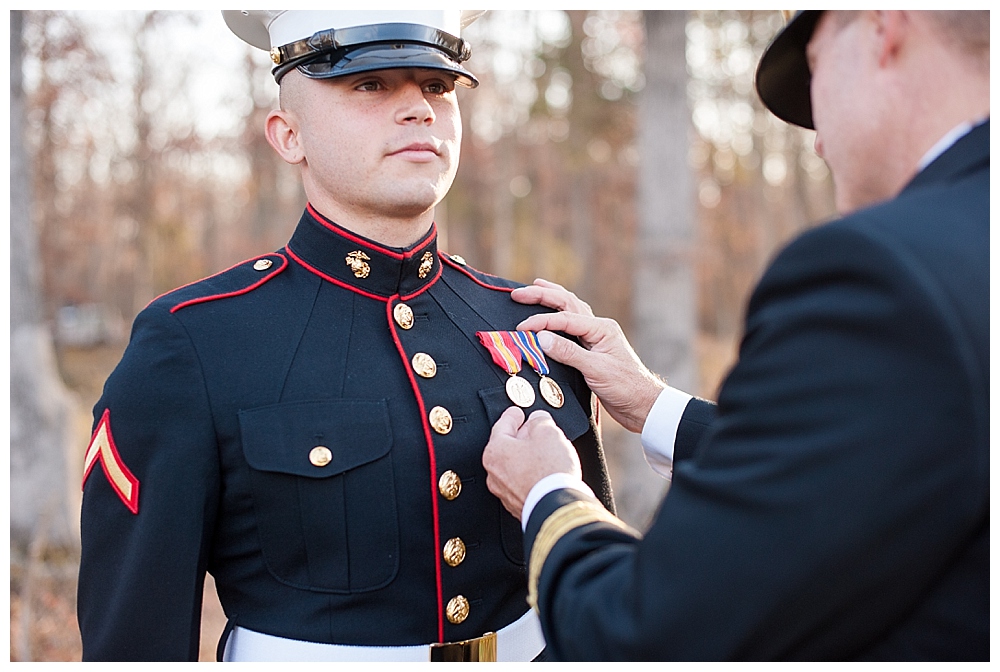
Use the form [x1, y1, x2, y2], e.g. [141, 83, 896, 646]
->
[345, 250, 371, 278]
[418, 251, 435, 279]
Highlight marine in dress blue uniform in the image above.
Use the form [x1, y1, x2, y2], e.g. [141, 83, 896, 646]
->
[77, 11, 613, 662]
[485, 10, 988, 660]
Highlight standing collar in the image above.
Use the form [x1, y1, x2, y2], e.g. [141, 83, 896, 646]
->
[286, 204, 442, 300]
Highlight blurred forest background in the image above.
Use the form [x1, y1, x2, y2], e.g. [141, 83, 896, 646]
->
[9, 10, 836, 661]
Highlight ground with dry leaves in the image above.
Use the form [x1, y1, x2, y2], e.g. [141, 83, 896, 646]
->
[10, 544, 228, 662]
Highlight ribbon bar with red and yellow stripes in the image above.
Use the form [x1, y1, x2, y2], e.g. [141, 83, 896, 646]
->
[477, 331, 537, 407]
[477, 331, 524, 375]
[511, 330, 550, 376]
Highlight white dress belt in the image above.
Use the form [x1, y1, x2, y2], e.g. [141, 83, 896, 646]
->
[222, 608, 545, 662]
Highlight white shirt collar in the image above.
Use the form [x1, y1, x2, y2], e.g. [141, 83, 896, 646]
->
[917, 118, 987, 171]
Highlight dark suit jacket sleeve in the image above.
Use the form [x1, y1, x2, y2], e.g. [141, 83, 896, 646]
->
[524, 223, 985, 660]
[673, 397, 718, 464]
[78, 305, 220, 661]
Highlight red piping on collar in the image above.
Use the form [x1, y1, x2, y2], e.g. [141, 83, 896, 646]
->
[386, 297, 446, 642]
[440, 254, 515, 293]
[286, 243, 390, 302]
[166, 254, 288, 314]
[306, 203, 437, 260]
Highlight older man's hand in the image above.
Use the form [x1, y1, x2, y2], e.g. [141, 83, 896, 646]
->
[511, 279, 667, 434]
[483, 406, 582, 521]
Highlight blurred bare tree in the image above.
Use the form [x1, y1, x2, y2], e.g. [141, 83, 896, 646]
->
[688, 10, 836, 390]
[616, 10, 695, 528]
[10, 9, 82, 551]
[448, 10, 640, 326]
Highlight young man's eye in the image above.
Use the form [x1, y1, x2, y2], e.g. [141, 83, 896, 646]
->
[356, 80, 382, 92]
[424, 81, 454, 95]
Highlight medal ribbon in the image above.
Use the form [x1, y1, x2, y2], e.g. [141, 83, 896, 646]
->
[477, 331, 523, 375]
[511, 331, 550, 376]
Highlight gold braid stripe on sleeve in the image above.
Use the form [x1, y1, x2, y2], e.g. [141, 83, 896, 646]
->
[527, 500, 638, 612]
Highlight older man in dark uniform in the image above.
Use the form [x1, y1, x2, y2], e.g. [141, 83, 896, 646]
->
[483, 10, 988, 659]
[77, 10, 613, 661]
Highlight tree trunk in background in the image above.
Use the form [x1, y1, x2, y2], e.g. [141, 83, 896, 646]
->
[617, 10, 696, 529]
[10, 10, 81, 549]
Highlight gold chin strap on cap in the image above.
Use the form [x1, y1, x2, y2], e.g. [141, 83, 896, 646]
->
[526, 500, 639, 612]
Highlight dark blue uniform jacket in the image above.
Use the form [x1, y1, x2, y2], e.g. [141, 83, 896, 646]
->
[78, 205, 613, 660]
[526, 121, 989, 660]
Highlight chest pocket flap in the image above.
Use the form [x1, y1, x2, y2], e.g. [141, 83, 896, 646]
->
[240, 399, 392, 478]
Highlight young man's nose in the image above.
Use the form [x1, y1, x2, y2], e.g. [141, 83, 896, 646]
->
[396, 82, 436, 125]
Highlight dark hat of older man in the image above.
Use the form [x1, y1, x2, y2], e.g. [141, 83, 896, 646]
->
[755, 10, 823, 130]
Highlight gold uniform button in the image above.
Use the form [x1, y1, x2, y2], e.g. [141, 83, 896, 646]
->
[394, 303, 414, 330]
[443, 537, 466, 567]
[429, 406, 453, 435]
[446, 595, 470, 624]
[309, 446, 332, 467]
[438, 470, 462, 500]
[449, 254, 467, 266]
[253, 259, 273, 271]
[412, 352, 437, 378]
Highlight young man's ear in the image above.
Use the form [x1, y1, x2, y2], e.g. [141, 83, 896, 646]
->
[265, 109, 305, 165]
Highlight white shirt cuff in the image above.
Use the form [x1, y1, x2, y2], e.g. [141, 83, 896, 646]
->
[640, 386, 693, 478]
[520, 472, 596, 532]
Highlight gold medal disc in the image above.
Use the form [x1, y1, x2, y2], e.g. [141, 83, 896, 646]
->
[539, 376, 565, 408]
[506, 375, 536, 408]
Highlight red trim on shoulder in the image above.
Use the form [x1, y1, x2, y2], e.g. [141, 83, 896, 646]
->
[286, 244, 390, 302]
[306, 203, 437, 260]
[82, 409, 140, 514]
[440, 254, 516, 293]
[146, 253, 282, 310]
[168, 254, 288, 314]
[386, 297, 445, 642]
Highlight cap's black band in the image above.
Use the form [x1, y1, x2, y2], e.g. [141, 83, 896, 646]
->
[271, 23, 471, 68]
[270, 23, 477, 87]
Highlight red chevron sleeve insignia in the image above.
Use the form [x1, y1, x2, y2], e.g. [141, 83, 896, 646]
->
[82, 409, 140, 514]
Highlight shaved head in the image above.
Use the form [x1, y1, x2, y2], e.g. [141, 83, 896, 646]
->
[278, 70, 307, 112]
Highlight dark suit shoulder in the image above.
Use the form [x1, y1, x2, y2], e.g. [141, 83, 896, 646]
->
[147, 252, 288, 315]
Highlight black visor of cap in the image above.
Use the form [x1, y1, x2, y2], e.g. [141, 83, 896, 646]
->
[273, 23, 478, 88]
[754, 10, 822, 130]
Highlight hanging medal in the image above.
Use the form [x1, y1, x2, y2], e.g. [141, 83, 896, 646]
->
[512, 331, 565, 409]
[477, 331, 536, 408]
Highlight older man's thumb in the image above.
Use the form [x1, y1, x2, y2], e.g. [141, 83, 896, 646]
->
[537, 330, 585, 370]
[490, 405, 526, 439]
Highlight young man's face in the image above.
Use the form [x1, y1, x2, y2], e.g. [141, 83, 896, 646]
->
[280, 67, 462, 224]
